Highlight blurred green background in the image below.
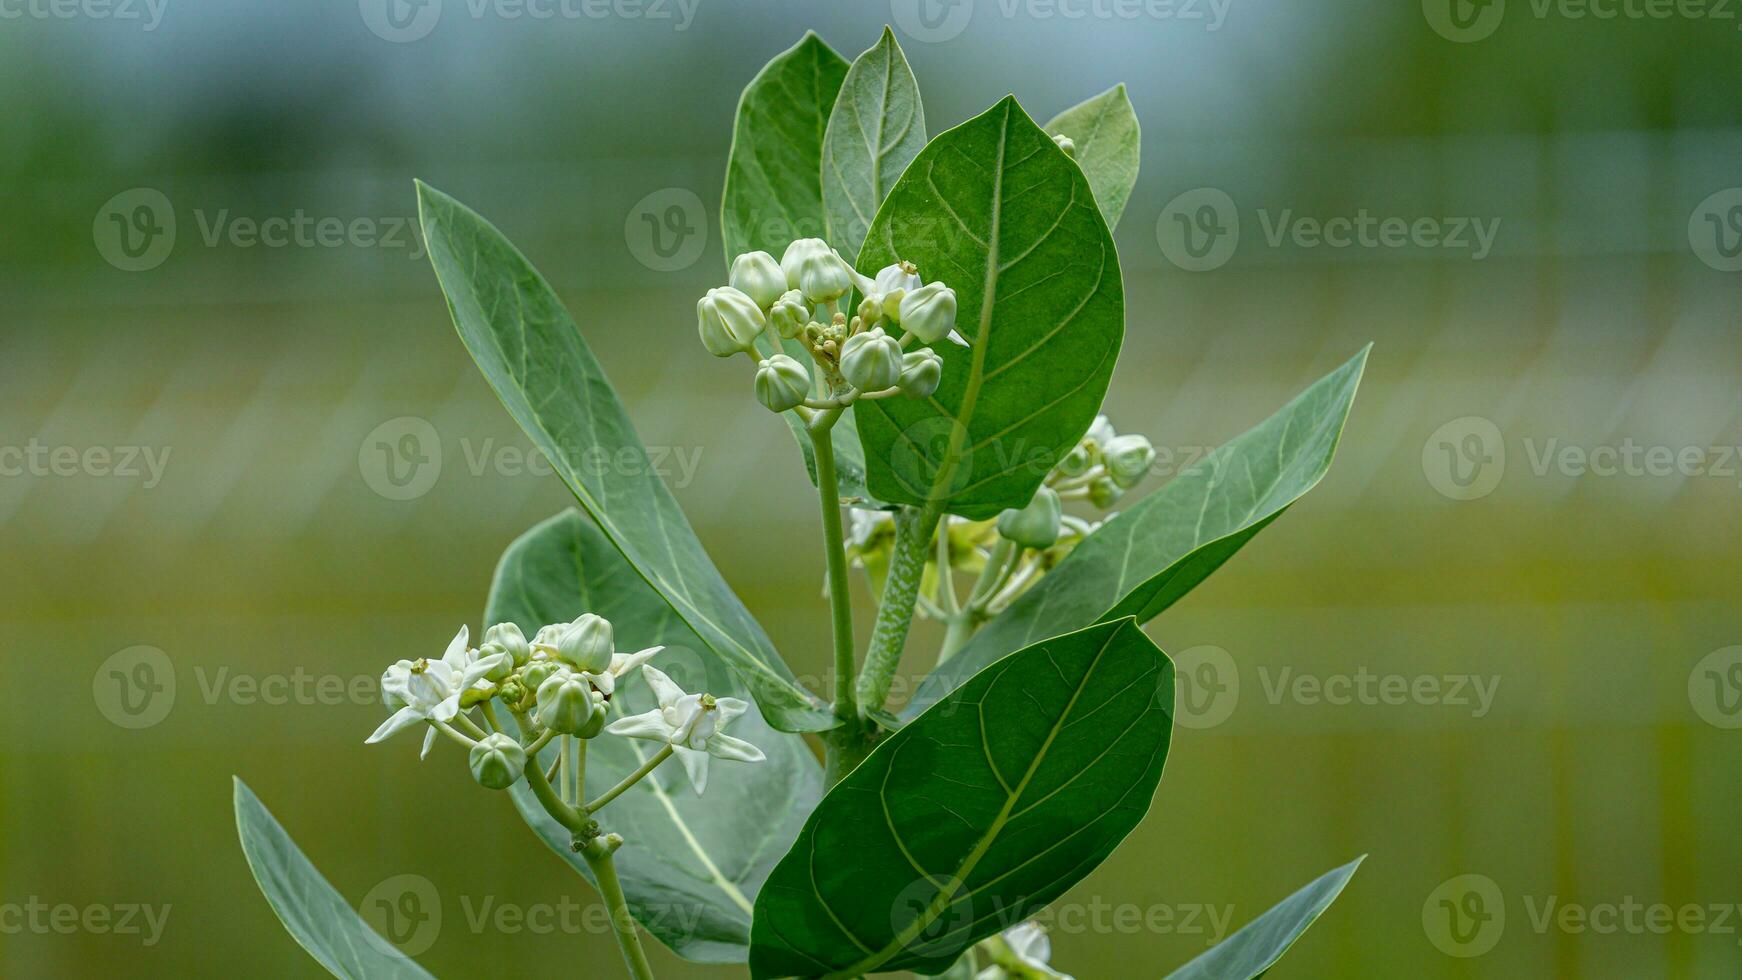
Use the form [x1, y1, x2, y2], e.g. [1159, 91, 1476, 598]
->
[5, 0, 1741, 976]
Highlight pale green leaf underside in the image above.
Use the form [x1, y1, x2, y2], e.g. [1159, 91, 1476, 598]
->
[1164, 856, 1364, 980]
[1045, 84, 1141, 230]
[233, 779, 436, 980]
[749, 619, 1173, 978]
[416, 182, 832, 732]
[856, 96, 1124, 520]
[908, 346, 1369, 716]
[822, 26, 927, 261]
[486, 511, 822, 963]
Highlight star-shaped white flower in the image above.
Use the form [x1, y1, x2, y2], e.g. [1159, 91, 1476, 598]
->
[369, 625, 472, 758]
[604, 665, 765, 794]
[977, 922, 1073, 980]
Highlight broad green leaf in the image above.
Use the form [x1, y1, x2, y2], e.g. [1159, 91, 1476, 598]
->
[487, 510, 823, 964]
[233, 778, 436, 980]
[1164, 857, 1364, 980]
[908, 346, 1369, 716]
[1044, 84, 1141, 229]
[822, 27, 927, 260]
[722, 33, 874, 505]
[749, 619, 1173, 978]
[856, 96, 1124, 520]
[722, 30, 848, 261]
[416, 182, 833, 733]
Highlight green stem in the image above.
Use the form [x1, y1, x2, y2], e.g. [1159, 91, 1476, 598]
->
[521, 742, 585, 834]
[807, 409, 857, 724]
[581, 838, 656, 980]
[935, 515, 959, 615]
[938, 613, 976, 666]
[856, 502, 944, 716]
[585, 744, 673, 814]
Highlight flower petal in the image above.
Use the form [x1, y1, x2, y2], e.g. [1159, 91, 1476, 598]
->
[713, 696, 750, 728]
[674, 746, 710, 795]
[705, 733, 766, 764]
[442, 625, 470, 662]
[610, 646, 663, 677]
[420, 726, 439, 760]
[365, 705, 424, 744]
[605, 709, 676, 742]
[640, 665, 687, 709]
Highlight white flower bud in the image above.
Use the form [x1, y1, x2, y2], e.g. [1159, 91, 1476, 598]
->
[729, 251, 786, 308]
[469, 732, 527, 790]
[840, 327, 903, 392]
[899, 282, 961, 345]
[1086, 414, 1116, 448]
[898, 349, 942, 398]
[996, 485, 1063, 549]
[535, 670, 597, 735]
[557, 613, 614, 673]
[697, 286, 765, 357]
[755, 354, 811, 413]
[482, 623, 531, 666]
[1088, 476, 1125, 509]
[769, 289, 809, 340]
[873, 260, 922, 298]
[780, 238, 854, 304]
[1103, 434, 1155, 489]
[1052, 133, 1076, 158]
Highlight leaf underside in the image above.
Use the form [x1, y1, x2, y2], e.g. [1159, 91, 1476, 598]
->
[1163, 856, 1364, 980]
[822, 26, 928, 261]
[1044, 84, 1141, 230]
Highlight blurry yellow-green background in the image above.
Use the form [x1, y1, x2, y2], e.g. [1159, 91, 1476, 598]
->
[5, 0, 1741, 976]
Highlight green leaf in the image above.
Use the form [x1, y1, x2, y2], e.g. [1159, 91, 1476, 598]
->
[233, 778, 436, 980]
[909, 346, 1369, 716]
[1163, 857, 1364, 980]
[749, 618, 1173, 978]
[722, 31, 849, 260]
[1044, 84, 1141, 229]
[822, 26, 927, 260]
[417, 182, 834, 733]
[487, 510, 823, 964]
[856, 96, 1125, 520]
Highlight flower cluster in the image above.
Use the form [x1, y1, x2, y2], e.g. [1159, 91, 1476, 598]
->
[697, 239, 965, 413]
[366, 614, 763, 800]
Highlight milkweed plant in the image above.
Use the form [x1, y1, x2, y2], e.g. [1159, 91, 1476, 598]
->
[233, 27, 1373, 980]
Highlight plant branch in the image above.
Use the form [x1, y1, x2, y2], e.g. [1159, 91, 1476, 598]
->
[808, 408, 857, 723]
[856, 501, 943, 715]
[584, 744, 674, 814]
[582, 836, 656, 980]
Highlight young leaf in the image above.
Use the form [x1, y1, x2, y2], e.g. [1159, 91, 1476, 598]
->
[822, 26, 927, 260]
[722, 31, 849, 260]
[416, 182, 834, 733]
[908, 346, 1369, 716]
[1163, 856, 1364, 980]
[233, 778, 436, 980]
[856, 96, 1124, 520]
[1044, 84, 1141, 230]
[749, 619, 1173, 978]
[486, 511, 822, 963]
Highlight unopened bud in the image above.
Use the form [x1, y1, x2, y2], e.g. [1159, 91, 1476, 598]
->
[769, 290, 809, 339]
[536, 670, 597, 735]
[898, 349, 942, 398]
[899, 282, 960, 345]
[483, 623, 531, 666]
[996, 485, 1063, 549]
[729, 250, 786, 308]
[1088, 477, 1125, 509]
[697, 286, 764, 357]
[1052, 133, 1076, 158]
[840, 327, 903, 391]
[469, 733, 527, 790]
[557, 613, 614, 673]
[1103, 434, 1155, 488]
[755, 354, 811, 413]
[780, 238, 854, 304]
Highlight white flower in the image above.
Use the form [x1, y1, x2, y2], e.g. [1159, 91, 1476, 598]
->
[729, 250, 787, 308]
[899, 282, 968, 346]
[369, 625, 471, 759]
[976, 922, 1073, 980]
[605, 665, 765, 794]
[697, 286, 765, 357]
